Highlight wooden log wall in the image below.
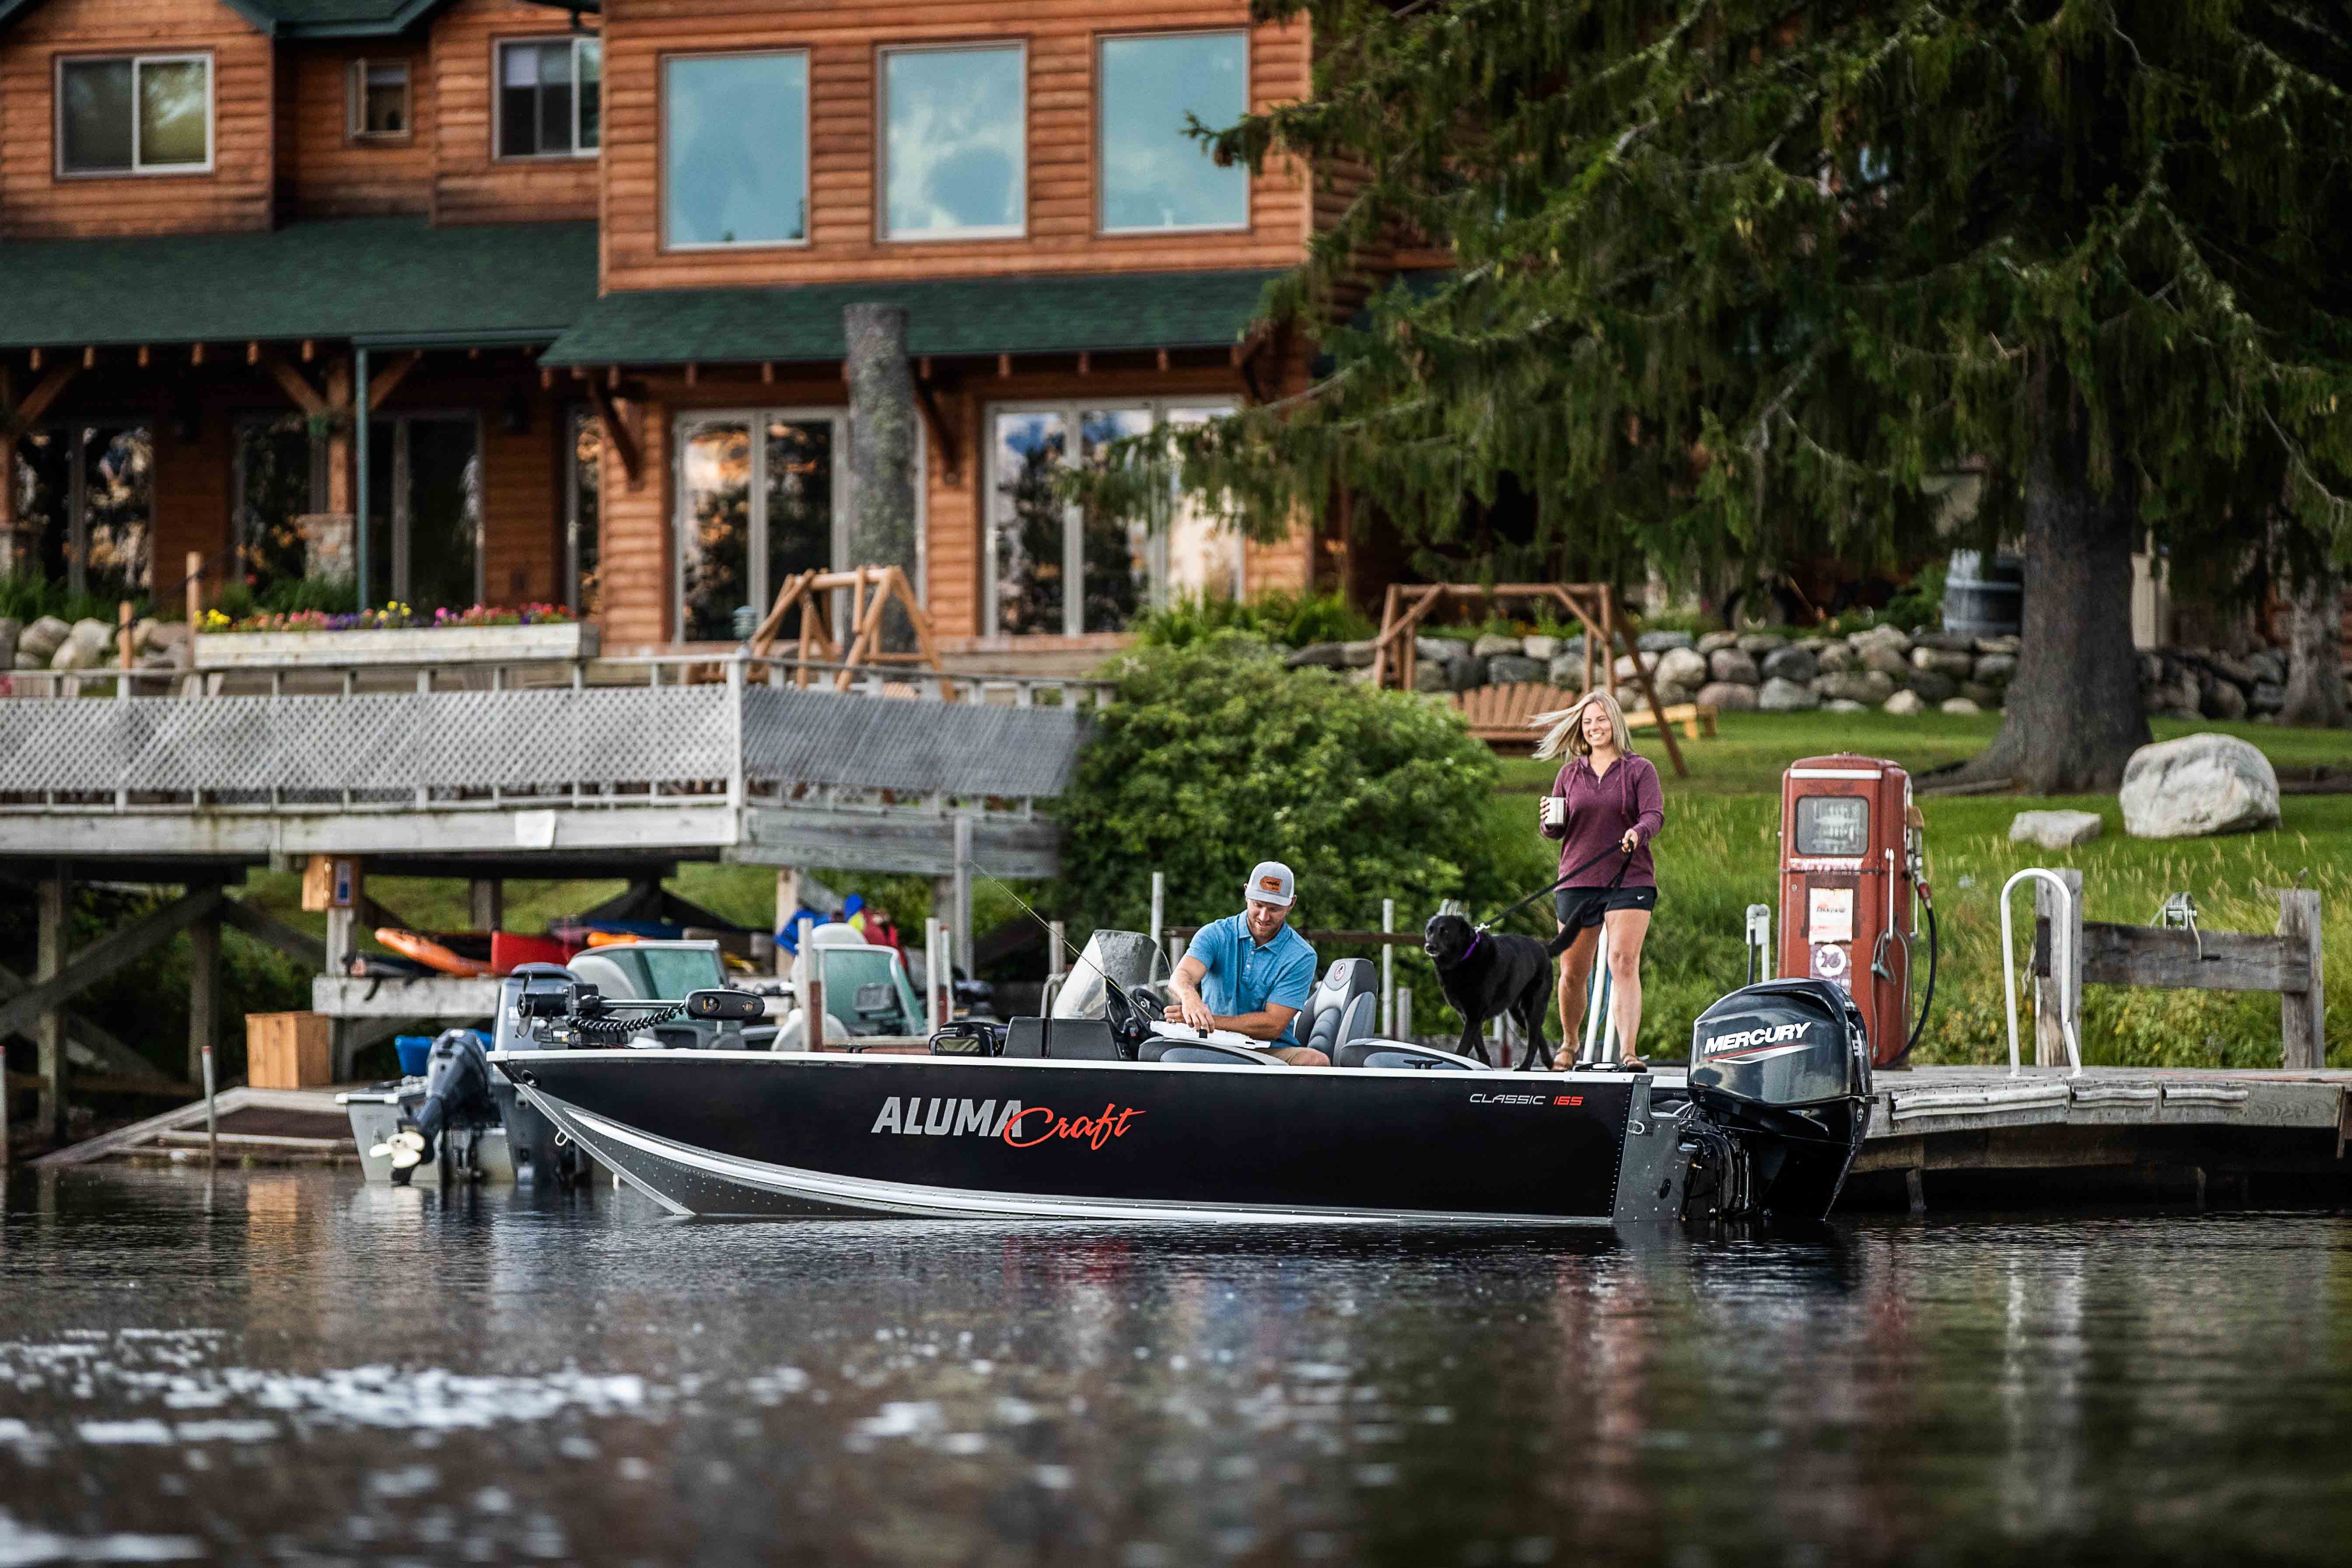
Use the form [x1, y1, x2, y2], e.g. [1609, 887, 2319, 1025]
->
[276, 42, 434, 218]
[0, 0, 274, 239]
[597, 0, 1311, 290]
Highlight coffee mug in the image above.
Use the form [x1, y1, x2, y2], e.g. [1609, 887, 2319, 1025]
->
[1540, 796, 1565, 828]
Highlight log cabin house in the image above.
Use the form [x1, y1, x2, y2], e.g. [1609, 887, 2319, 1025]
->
[0, 0, 1365, 661]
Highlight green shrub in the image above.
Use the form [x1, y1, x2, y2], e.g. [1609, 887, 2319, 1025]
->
[1061, 633, 1512, 950]
[1132, 590, 1374, 651]
[258, 575, 359, 615]
[0, 572, 143, 628]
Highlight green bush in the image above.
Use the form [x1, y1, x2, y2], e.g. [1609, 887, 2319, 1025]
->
[1060, 632, 1512, 952]
[0, 572, 143, 628]
[1132, 590, 1374, 651]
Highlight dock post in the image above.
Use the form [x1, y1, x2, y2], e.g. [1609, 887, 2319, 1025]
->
[469, 880, 503, 935]
[1382, 899, 1395, 1036]
[951, 814, 974, 976]
[1397, 987, 1413, 1043]
[925, 919, 945, 1034]
[773, 868, 801, 976]
[2034, 870, 2083, 1069]
[187, 894, 219, 1089]
[36, 868, 66, 1148]
[1149, 873, 1164, 954]
[2280, 889, 2326, 1070]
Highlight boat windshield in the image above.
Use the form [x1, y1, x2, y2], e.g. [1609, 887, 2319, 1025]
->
[1052, 931, 1168, 1019]
[819, 946, 922, 1036]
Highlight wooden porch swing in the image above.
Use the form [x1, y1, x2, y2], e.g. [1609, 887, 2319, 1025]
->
[1370, 582, 1703, 777]
[746, 565, 950, 694]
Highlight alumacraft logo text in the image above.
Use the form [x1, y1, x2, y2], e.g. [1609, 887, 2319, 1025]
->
[868, 1097, 1145, 1150]
[1704, 1021, 1813, 1053]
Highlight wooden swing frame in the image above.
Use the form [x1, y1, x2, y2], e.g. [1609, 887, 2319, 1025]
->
[746, 565, 949, 694]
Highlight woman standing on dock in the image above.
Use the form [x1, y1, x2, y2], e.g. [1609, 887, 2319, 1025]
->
[1535, 689, 1665, 1067]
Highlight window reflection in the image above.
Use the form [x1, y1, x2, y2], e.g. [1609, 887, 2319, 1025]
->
[1081, 408, 1155, 633]
[884, 46, 1025, 239]
[1099, 33, 1246, 232]
[680, 422, 753, 642]
[665, 52, 808, 247]
[990, 412, 1066, 635]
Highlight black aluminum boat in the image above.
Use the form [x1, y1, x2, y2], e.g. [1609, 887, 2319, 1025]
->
[487, 939, 1872, 1230]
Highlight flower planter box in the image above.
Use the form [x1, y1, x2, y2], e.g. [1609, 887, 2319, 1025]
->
[194, 621, 596, 671]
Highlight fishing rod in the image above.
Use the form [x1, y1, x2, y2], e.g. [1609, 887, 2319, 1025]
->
[956, 857, 1146, 1021]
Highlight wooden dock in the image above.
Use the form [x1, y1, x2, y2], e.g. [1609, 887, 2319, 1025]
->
[1830, 1065, 2352, 1210]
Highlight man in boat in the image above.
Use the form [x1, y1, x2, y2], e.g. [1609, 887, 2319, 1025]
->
[1166, 861, 1327, 1066]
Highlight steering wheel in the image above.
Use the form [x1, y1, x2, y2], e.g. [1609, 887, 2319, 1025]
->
[1103, 984, 1151, 1059]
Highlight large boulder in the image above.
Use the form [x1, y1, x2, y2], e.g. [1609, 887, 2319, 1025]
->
[1758, 676, 1819, 712]
[1285, 642, 1348, 669]
[1488, 654, 1547, 685]
[51, 619, 115, 671]
[2010, 810, 2105, 850]
[1473, 633, 1524, 659]
[1905, 669, 1959, 705]
[2120, 734, 2280, 838]
[1696, 631, 1741, 656]
[2250, 680, 2287, 714]
[1912, 646, 1974, 679]
[2209, 652, 2262, 688]
[1708, 647, 1762, 686]
[1522, 635, 1560, 661]
[1823, 698, 1868, 713]
[1760, 645, 1818, 684]
[1973, 652, 2018, 686]
[2249, 650, 2287, 686]
[1815, 642, 1859, 674]
[1859, 641, 1914, 678]
[1415, 636, 1456, 666]
[1883, 689, 1927, 716]
[1696, 680, 1758, 711]
[1339, 640, 1378, 669]
[1654, 645, 1709, 692]
[1547, 653, 1587, 690]
[1448, 653, 1489, 692]
[1637, 630, 1694, 653]
[1912, 629, 1977, 654]
[1735, 632, 1788, 656]
[1972, 634, 2021, 656]
[18, 616, 70, 661]
[1852, 624, 1912, 655]
[1959, 681, 2004, 709]
[1939, 697, 1982, 716]
[1412, 660, 1452, 693]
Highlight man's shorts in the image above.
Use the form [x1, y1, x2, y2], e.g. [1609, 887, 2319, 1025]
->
[1554, 884, 1659, 935]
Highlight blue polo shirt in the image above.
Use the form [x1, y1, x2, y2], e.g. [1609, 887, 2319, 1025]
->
[1185, 913, 1319, 1048]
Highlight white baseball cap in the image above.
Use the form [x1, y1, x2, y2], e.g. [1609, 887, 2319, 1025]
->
[1245, 861, 1296, 908]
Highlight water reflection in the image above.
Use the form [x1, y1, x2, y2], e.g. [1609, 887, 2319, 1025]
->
[3, 1168, 2349, 1565]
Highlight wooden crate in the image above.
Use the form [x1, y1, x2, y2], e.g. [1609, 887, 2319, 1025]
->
[246, 1012, 333, 1089]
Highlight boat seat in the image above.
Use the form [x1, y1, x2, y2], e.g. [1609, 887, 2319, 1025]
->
[1001, 1017, 1123, 1060]
[1300, 958, 1379, 1060]
[1151, 1041, 1282, 1066]
[1334, 1039, 1492, 1072]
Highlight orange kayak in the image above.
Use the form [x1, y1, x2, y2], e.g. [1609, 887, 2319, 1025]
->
[376, 928, 493, 978]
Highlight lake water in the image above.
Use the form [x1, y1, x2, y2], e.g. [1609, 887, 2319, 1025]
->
[3, 1167, 2350, 1566]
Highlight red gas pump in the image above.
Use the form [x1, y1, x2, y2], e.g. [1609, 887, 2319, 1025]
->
[1777, 754, 1938, 1066]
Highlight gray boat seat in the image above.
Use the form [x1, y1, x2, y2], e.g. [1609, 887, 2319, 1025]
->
[1334, 1039, 1492, 1071]
[1301, 958, 1379, 1060]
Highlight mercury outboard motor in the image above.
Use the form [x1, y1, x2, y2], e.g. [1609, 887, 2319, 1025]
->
[486, 963, 597, 1190]
[1678, 979, 1872, 1224]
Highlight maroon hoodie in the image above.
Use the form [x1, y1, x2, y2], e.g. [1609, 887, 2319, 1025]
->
[1540, 753, 1665, 888]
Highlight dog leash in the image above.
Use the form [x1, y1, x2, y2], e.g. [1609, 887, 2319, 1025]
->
[1474, 844, 1636, 934]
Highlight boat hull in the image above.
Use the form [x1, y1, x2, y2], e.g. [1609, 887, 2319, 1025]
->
[493, 1050, 1687, 1226]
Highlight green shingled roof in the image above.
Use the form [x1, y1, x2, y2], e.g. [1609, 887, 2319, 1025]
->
[0, 218, 600, 350]
[0, 0, 580, 37]
[539, 270, 1287, 368]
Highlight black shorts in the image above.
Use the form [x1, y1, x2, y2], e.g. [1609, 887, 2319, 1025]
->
[1555, 884, 1658, 934]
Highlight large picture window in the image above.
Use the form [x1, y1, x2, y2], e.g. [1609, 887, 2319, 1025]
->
[349, 58, 412, 140]
[1098, 32, 1247, 233]
[986, 400, 1240, 637]
[664, 51, 810, 248]
[57, 54, 212, 175]
[675, 411, 845, 643]
[881, 44, 1025, 241]
[497, 36, 600, 159]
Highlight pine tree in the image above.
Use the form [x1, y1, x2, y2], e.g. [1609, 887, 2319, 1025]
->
[1173, 0, 2352, 789]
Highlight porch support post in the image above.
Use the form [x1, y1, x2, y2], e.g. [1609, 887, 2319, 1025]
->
[36, 868, 67, 1148]
[951, 813, 974, 975]
[844, 304, 919, 650]
[187, 894, 219, 1089]
[355, 345, 372, 609]
[773, 868, 801, 977]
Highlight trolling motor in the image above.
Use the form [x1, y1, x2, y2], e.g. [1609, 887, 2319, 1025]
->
[371, 1028, 499, 1186]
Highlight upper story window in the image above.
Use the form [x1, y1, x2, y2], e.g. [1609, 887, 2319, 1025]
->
[349, 58, 412, 141]
[1099, 32, 1247, 233]
[664, 51, 809, 248]
[498, 36, 600, 159]
[880, 43, 1025, 242]
[57, 54, 212, 176]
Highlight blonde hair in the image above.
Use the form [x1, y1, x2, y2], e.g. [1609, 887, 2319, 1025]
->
[1530, 688, 1631, 761]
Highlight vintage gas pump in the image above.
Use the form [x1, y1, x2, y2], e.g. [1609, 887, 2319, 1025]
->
[1777, 755, 1938, 1066]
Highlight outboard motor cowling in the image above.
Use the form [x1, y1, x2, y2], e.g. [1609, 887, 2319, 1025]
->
[1680, 979, 1872, 1224]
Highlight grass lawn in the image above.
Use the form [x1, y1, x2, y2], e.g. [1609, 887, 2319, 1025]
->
[1484, 712, 2352, 1068]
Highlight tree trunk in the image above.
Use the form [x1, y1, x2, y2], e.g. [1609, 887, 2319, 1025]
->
[2278, 564, 2348, 728]
[844, 303, 919, 652]
[1966, 407, 2150, 793]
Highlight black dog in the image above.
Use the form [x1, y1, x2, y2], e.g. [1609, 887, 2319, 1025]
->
[1422, 909, 1572, 1070]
